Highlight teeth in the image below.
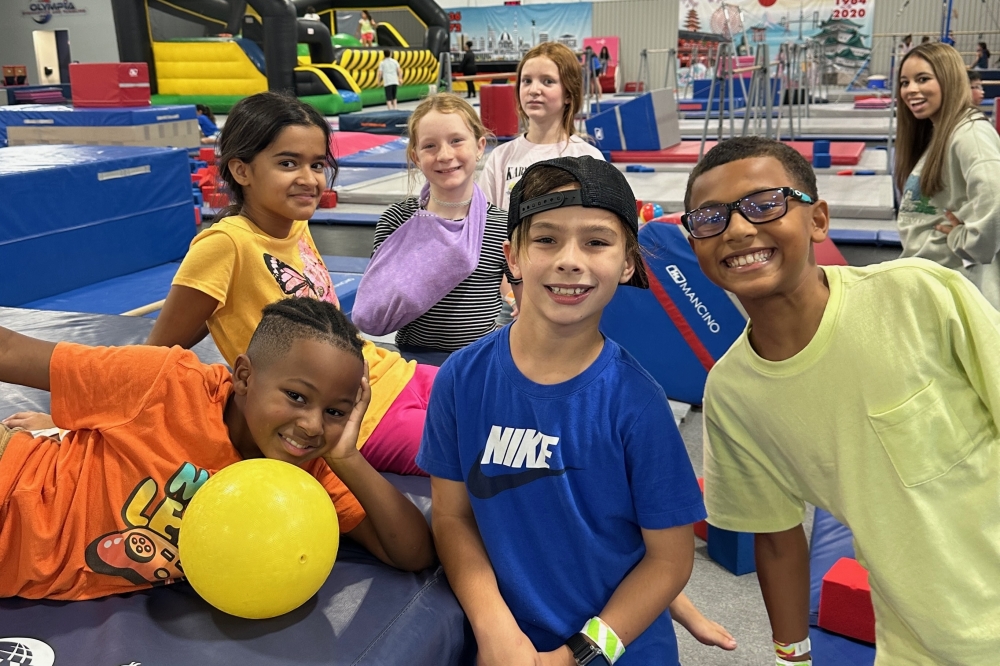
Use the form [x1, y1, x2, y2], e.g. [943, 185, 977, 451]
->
[282, 435, 309, 450]
[550, 286, 587, 295]
[726, 249, 772, 268]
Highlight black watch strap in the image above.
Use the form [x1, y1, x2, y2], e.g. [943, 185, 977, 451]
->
[566, 632, 610, 666]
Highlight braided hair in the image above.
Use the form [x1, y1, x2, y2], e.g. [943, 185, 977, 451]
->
[246, 297, 364, 368]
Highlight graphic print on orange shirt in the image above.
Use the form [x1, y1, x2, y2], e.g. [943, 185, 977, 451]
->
[84, 461, 210, 587]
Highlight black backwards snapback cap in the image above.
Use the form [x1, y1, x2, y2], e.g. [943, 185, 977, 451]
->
[507, 155, 648, 288]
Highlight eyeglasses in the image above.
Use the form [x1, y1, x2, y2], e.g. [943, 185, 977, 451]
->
[681, 187, 815, 239]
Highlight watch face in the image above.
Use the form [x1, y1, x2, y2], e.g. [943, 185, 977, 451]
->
[567, 634, 607, 665]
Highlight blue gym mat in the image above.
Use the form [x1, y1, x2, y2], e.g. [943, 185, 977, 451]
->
[19, 256, 369, 319]
[0, 104, 196, 146]
[22, 262, 181, 316]
[0, 144, 195, 307]
[336, 166, 402, 187]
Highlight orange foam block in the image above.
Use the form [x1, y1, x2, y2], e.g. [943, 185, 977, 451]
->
[818, 557, 876, 644]
[693, 478, 708, 541]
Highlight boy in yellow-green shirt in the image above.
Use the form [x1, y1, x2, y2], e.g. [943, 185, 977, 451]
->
[682, 137, 1000, 665]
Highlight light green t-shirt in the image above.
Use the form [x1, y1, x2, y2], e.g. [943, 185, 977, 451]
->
[703, 258, 1000, 665]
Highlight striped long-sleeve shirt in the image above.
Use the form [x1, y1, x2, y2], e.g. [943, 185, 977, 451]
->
[373, 198, 514, 352]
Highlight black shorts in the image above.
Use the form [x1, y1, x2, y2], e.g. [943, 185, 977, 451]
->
[385, 84, 398, 101]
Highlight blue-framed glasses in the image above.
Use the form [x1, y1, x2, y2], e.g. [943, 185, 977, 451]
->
[681, 187, 815, 239]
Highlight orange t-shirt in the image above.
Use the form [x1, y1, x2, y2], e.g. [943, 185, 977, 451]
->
[0, 343, 365, 601]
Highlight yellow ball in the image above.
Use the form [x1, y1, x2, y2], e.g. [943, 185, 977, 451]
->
[180, 458, 339, 619]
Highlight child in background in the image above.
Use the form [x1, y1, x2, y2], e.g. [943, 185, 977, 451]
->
[352, 94, 514, 362]
[684, 136, 1000, 664]
[480, 42, 605, 319]
[378, 49, 402, 111]
[479, 42, 604, 211]
[968, 70, 985, 106]
[420, 156, 722, 666]
[195, 104, 219, 144]
[0, 297, 435, 600]
[460, 41, 477, 99]
[357, 10, 377, 46]
[895, 42, 1000, 308]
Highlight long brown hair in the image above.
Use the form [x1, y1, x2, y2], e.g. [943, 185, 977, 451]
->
[894, 43, 976, 195]
[515, 42, 583, 140]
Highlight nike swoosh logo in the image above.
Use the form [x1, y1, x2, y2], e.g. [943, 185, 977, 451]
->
[467, 447, 569, 499]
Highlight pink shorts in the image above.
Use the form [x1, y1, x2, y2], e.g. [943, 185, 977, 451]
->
[361, 32, 375, 46]
[360, 364, 437, 476]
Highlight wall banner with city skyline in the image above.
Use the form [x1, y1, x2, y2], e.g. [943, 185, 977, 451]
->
[679, 0, 874, 73]
[449, 2, 592, 61]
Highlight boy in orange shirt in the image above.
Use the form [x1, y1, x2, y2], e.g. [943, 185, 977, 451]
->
[0, 298, 434, 600]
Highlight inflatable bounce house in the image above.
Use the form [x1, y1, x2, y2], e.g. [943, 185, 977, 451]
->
[112, 0, 448, 114]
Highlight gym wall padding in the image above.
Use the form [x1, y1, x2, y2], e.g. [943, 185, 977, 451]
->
[600, 222, 746, 404]
[0, 145, 195, 306]
[153, 40, 268, 97]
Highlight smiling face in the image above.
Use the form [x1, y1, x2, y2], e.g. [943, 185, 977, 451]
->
[505, 186, 635, 329]
[899, 55, 943, 123]
[687, 157, 828, 303]
[229, 124, 328, 232]
[234, 337, 364, 466]
[411, 110, 485, 200]
[518, 56, 569, 126]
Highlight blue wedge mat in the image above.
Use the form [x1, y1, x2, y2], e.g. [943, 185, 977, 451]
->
[600, 222, 746, 404]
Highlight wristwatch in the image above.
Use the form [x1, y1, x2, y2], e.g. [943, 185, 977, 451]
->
[566, 633, 611, 666]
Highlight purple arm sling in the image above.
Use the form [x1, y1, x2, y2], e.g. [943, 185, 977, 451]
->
[352, 183, 488, 336]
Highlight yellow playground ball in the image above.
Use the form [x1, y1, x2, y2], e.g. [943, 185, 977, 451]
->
[179, 458, 339, 619]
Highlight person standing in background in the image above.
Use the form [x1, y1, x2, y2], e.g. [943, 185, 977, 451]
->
[378, 50, 403, 110]
[460, 41, 477, 99]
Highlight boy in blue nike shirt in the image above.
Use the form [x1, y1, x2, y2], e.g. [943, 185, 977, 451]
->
[417, 157, 710, 666]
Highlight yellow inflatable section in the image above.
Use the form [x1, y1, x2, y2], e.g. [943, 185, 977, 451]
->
[153, 41, 267, 96]
[335, 48, 439, 90]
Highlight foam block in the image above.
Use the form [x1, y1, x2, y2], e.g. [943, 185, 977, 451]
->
[320, 190, 338, 208]
[818, 557, 876, 644]
[693, 478, 708, 541]
[480, 85, 519, 138]
[706, 525, 755, 575]
[69, 63, 151, 108]
[813, 153, 832, 168]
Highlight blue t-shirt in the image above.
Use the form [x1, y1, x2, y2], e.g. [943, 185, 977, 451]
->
[417, 326, 706, 664]
[197, 114, 219, 137]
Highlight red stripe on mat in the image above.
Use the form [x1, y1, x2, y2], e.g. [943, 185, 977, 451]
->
[330, 132, 398, 159]
[644, 259, 716, 372]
